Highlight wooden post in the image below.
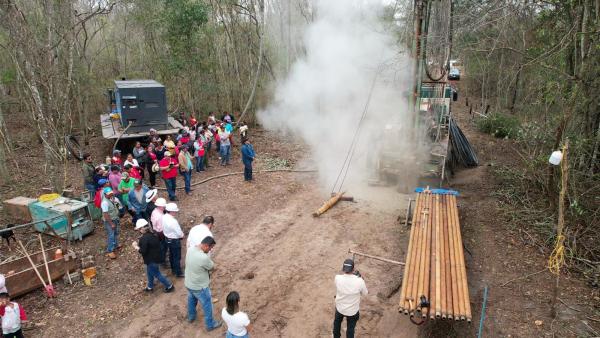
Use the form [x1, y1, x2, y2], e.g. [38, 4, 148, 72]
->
[551, 140, 569, 318]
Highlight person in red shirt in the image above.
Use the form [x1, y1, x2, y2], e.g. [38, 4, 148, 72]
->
[159, 151, 178, 201]
[0, 292, 27, 338]
[125, 164, 142, 180]
[189, 114, 198, 127]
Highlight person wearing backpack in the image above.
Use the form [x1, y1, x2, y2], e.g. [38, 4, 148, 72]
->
[0, 292, 27, 338]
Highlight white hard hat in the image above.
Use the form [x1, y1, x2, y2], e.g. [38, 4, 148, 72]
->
[145, 189, 158, 203]
[135, 219, 149, 230]
[155, 198, 167, 207]
[166, 203, 179, 212]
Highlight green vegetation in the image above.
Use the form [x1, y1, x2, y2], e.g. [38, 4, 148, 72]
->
[476, 113, 520, 139]
[454, 0, 600, 277]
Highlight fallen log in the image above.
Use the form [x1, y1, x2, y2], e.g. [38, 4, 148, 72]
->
[313, 192, 345, 217]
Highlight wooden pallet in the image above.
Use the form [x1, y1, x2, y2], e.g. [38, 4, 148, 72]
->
[398, 190, 472, 321]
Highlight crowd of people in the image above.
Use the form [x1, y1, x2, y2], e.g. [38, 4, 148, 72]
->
[78, 112, 366, 338]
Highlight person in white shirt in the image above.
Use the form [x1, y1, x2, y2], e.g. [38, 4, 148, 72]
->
[150, 198, 168, 265]
[162, 203, 184, 277]
[187, 216, 215, 250]
[333, 258, 367, 338]
[124, 153, 140, 168]
[222, 291, 251, 338]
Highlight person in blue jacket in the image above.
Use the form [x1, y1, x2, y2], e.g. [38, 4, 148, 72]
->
[128, 180, 149, 224]
[241, 138, 255, 182]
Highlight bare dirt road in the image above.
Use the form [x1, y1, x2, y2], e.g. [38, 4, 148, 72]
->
[90, 172, 418, 337]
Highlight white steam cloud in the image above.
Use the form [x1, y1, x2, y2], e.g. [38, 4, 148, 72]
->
[259, 0, 424, 197]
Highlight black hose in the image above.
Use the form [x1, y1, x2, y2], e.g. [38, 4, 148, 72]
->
[448, 117, 478, 167]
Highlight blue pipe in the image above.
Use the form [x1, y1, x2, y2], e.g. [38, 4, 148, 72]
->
[477, 286, 489, 338]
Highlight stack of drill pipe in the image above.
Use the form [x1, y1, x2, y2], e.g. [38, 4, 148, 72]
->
[398, 190, 472, 322]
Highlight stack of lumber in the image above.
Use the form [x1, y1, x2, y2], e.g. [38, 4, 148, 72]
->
[398, 189, 472, 321]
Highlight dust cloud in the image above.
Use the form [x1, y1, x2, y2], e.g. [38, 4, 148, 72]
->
[259, 0, 426, 203]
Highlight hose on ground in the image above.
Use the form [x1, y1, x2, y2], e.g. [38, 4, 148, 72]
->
[155, 169, 317, 191]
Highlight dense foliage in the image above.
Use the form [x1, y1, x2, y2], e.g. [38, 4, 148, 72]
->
[454, 0, 600, 276]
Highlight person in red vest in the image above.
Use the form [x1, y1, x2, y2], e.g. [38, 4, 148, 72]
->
[159, 151, 178, 201]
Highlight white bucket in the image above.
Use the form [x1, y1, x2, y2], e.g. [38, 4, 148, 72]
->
[549, 150, 563, 165]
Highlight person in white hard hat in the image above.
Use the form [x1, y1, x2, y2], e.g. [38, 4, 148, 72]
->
[151, 197, 168, 265]
[133, 219, 174, 293]
[162, 203, 184, 277]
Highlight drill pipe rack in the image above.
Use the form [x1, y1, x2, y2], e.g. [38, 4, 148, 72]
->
[398, 188, 472, 322]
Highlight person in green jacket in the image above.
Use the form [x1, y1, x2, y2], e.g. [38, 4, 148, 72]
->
[118, 172, 136, 208]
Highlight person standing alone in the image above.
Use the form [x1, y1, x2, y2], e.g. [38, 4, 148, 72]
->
[333, 258, 367, 338]
[241, 138, 255, 182]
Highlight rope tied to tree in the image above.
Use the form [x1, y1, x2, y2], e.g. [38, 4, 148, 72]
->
[548, 234, 565, 275]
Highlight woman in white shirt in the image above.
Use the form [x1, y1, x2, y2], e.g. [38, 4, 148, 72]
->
[222, 291, 251, 338]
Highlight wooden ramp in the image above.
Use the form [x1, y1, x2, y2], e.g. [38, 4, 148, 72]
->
[399, 189, 472, 321]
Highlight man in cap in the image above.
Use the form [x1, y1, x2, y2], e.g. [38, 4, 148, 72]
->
[185, 236, 222, 331]
[145, 188, 158, 217]
[162, 203, 184, 277]
[128, 180, 149, 224]
[101, 187, 122, 259]
[150, 197, 168, 265]
[82, 153, 96, 194]
[178, 144, 194, 195]
[132, 219, 175, 293]
[333, 258, 367, 338]
[159, 151, 178, 201]
[187, 216, 215, 250]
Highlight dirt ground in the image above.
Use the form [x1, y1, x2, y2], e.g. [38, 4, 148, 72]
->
[1, 96, 599, 337]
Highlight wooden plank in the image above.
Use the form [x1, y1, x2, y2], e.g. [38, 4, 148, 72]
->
[0, 247, 61, 274]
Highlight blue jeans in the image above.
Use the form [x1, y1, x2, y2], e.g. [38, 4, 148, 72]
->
[103, 219, 120, 253]
[180, 170, 192, 193]
[195, 156, 205, 172]
[146, 263, 172, 290]
[220, 144, 231, 165]
[187, 287, 219, 329]
[164, 177, 177, 200]
[166, 238, 182, 275]
[227, 332, 249, 338]
[244, 164, 253, 181]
